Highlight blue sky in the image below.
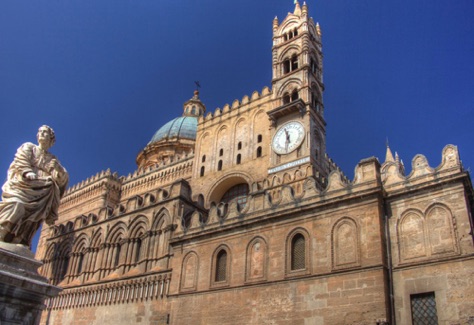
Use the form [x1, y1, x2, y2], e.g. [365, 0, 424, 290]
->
[0, 1, 473, 251]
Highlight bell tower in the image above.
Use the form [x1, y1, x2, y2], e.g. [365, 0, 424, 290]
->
[267, 1, 327, 183]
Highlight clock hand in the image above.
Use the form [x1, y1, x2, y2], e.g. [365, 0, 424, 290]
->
[284, 128, 291, 152]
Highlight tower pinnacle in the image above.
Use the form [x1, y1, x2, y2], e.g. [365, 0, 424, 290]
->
[293, 1, 301, 16]
[385, 142, 395, 163]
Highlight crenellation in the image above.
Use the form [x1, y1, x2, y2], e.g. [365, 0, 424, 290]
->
[382, 145, 465, 194]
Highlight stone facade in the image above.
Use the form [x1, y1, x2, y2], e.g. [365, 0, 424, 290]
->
[35, 2, 474, 325]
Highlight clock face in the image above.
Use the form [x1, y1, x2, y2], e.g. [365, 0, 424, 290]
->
[272, 121, 305, 155]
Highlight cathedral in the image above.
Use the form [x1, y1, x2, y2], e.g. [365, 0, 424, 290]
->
[36, 2, 474, 324]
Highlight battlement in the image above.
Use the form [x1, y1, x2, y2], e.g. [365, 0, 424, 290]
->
[381, 144, 464, 194]
[121, 154, 194, 200]
[59, 169, 121, 216]
[199, 87, 272, 125]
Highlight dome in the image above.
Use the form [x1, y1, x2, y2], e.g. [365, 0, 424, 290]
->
[148, 116, 198, 144]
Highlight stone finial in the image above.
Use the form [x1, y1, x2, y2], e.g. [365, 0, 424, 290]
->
[316, 22, 322, 37]
[302, 1, 308, 16]
[385, 144, 395, 163]
[273, 16, 279, 30]
[294, 1, 302, 16]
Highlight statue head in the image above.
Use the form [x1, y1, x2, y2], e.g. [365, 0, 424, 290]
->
[37, 125, 56, 149]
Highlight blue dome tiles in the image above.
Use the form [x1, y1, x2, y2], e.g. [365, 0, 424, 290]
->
[149, 116, 198, 144]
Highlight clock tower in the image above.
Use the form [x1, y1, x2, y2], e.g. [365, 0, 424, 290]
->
[268, 1, 327, 185]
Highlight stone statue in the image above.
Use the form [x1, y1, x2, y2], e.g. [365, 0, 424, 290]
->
[0, 125, 68, 247]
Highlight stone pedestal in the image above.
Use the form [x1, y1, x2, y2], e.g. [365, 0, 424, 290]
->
[0, 243, 61, 325]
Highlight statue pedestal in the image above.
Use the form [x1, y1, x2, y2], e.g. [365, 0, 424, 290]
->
[0, 243, 61, 325]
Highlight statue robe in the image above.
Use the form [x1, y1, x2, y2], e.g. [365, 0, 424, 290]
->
[0, 142, 68, 245]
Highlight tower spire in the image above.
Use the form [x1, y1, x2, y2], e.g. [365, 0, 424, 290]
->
[293, 1, 301, 16]
[385, 140, 395, 163]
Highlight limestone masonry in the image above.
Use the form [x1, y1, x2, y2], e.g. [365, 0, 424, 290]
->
[36, 2, 474, 324]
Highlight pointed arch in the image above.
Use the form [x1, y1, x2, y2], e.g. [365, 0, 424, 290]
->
[69, 234, 90, 279]
[332, 217, 360, 269]
[106, 222, 127, 243]
[286, 228, 310, 276]
[180, 251, 199, 292]
[125, 215, 149, 272]
[211, 244, 231, 287]
[72, 233, 90, 253]
[245, 236, 268, 282]
[51, 238, 72, 285]
[147, 208, 172, 271]
[398, 209, 426, 261]
[278, 44, 301, 62]
[40, 242, 57, 280]
[85, 228, 103, 281]
[129, 215, 148, 238]
[276, 78, 301, 98]
[425, 203, 457, 255]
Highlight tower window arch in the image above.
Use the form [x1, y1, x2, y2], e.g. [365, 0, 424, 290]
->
[202, 155, 206, 163]
[291, 90, 299, 101]
[215, 250, 227, 282]
[256, 146, 262, 158]
[257, 134, 262, 143]
[282, 54, 299, 75]
[219, 149, 224, 156]
[236, 154, 241, 165]
[237, 142, 242, 150]
[200, 166, 205, 177]
[283, 59, 291, 74]
[291, 55, 298, 71]
[218, 160, 223, 171]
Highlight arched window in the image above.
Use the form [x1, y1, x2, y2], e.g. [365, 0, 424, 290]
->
[215, 250, 227, 282]
[236, 154, 241, 165]
[114, 244, 121, 268]
[200, 166, 205, 177]
[219, 149, 224, 156]
[291, 90, 299, 102]
[291, 55, 298, 71]
[283, 93, 291, 104]
[256, 146, 262, 158]
[218, 160, 223, 171]
[221, 183, 249, 207]
[77, 253, 84, 275]
[283, 59, 291, 74]
[237, 142, 242, 150]
[257, 134, 262, 143]
[59, 256, 69, 282]
[202, 155, 206, 163]
[291, 234, 305, 270]
[135, 239, 142, 263]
